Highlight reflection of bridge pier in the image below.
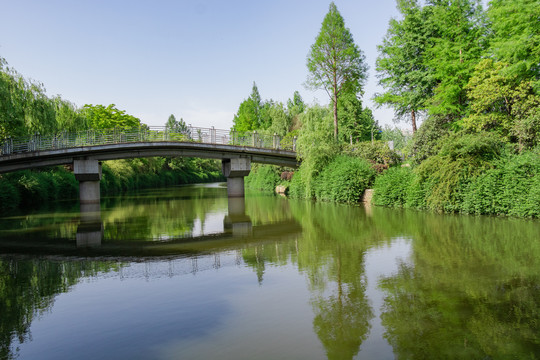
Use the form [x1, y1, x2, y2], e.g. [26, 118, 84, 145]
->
[76, 203, 103, 247]
[224, 197, 252, 236]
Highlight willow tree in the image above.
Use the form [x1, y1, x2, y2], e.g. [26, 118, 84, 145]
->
[306, 2, 367, 140]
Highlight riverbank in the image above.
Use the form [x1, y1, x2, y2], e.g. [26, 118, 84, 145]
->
[245, 142, 540, 218]
[0, 158, 224, 212]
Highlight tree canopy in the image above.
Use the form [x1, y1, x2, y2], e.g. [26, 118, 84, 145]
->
[306, 2, 368, 140]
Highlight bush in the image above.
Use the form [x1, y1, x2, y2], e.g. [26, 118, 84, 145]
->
[314, 155, 376, 203]
[462, 149, 540, 217]
[245, 164, 281, 193]
[343, 140, 401, 167]
[373, 166, 415, 207]
[412, 132, 505, 212]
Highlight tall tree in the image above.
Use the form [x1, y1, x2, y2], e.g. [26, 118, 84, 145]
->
[425, 0, 488, 120]
[488, 0, 540, 92]
[232, 82, 263, 132]
[306, 2, 367, 140]
[375, 0, 437, 133]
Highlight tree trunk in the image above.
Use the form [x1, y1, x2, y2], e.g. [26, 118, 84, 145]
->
[411, 109, 417, 134]
[333, 93, 338, 141]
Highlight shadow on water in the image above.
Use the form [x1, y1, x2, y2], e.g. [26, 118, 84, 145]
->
[0, 183, 539, 359]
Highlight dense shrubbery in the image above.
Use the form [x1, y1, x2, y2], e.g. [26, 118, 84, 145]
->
[314, 156, 375, 203]
[290, 155, 375, 203]
[245, 164, 281, 193]
[373, 135, 540, 217]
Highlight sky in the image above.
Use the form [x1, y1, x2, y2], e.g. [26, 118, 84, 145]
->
[0, 0, 404, 130]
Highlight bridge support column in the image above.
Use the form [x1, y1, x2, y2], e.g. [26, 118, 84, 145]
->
[222, 157, 251, 197]
[74, 159, 102, 205]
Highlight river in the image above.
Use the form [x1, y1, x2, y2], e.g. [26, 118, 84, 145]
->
[0, 183, 539, 359]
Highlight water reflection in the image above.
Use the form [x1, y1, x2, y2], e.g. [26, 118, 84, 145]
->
[76, 203, 103, 247]
[0, 185, 539, 359]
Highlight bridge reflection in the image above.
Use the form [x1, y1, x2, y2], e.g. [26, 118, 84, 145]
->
[1, 197, 301, 259]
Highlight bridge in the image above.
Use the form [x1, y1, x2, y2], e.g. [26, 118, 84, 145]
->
[0, 126, 299, 203]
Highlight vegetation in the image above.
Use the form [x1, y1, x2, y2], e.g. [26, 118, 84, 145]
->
[306, 2, 368, 140]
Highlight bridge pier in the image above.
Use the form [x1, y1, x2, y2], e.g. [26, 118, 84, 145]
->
[222, 157, 251, 197]
[74, 159, 102, 205]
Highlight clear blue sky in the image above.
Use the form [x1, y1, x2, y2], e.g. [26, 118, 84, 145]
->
[0, 0, 403, 129]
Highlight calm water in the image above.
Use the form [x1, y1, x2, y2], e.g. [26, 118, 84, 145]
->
[0, 183, 539, 359]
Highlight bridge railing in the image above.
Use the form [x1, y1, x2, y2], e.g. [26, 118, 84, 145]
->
[0, 126, 297, 156]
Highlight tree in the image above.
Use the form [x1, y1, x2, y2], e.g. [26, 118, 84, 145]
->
[338, 91, 377, 143]
[165, 114, 188, 134]
[425, 0, 488, 120]
[375, 0, 437, 133]
[232, 82, 262, 132]
[306, 2, 368, 141]
[82, 104, 141, 129]
[488, 0, 540, 92]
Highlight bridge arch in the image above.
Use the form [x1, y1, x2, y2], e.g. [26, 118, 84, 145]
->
[0, 127, 299, 202]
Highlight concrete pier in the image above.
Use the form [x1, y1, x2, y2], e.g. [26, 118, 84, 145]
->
[74, 159, 102, 204]
[222, 157, 251, 197]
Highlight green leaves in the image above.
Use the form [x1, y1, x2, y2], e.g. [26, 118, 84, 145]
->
[306, 2, 367, 139]
[82, 104, 141, 129]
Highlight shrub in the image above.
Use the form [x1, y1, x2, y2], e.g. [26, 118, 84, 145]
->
[245, 164, 281, 193]
[413, 132, 505, 212]
[462, 149, 540, 217]
[373, 166, 415, 207]
[343, 140, 401, 166]
[314, 155, 376, 203]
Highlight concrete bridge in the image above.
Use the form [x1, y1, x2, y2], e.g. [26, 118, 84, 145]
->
[0, 126, 299, 203]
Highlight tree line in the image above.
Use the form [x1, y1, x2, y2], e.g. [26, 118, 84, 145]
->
[243, 0, 539, 217]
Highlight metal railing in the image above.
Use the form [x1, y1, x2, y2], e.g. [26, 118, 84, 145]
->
[0, 126, 297, 156]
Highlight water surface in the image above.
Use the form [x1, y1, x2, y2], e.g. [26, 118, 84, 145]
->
[0, 183, 539, 359]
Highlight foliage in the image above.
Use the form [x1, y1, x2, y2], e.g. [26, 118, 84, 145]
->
[462, 148, 540, 217]
[374, 0, 437, 133]
[314, 155, 375, 203]
[463, 59, 540, 149]
[0, 57, 58, 138]
[409, 114, 452, 163]
[232, 82, 262, 132]
[372, 166, 415, 207]
[425, 0, 488, 120]
[294, 105, 339, 198]
[306, 2, 368, 140]
[381, 126, 412, 155]
[337, 91, 377, 143]
[343, 140, 401, 168]
[487, 0, 540, 92]
[411, 132, 504, 212]
[245, 164, 281, 193]
[82, 104, 141, 129]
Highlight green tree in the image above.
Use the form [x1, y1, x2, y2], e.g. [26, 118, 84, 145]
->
[232, 82, 262, 132]
[82, 104, 141, 129]
[337, 91, 376, 143]
[306, 2, 368, 141]
[487, 0, 540, 92]
[425, 0, 488, 120]
[463, 59, 540, 149]
[375, 0, 437, 133]
[165, 114, 188, 134]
